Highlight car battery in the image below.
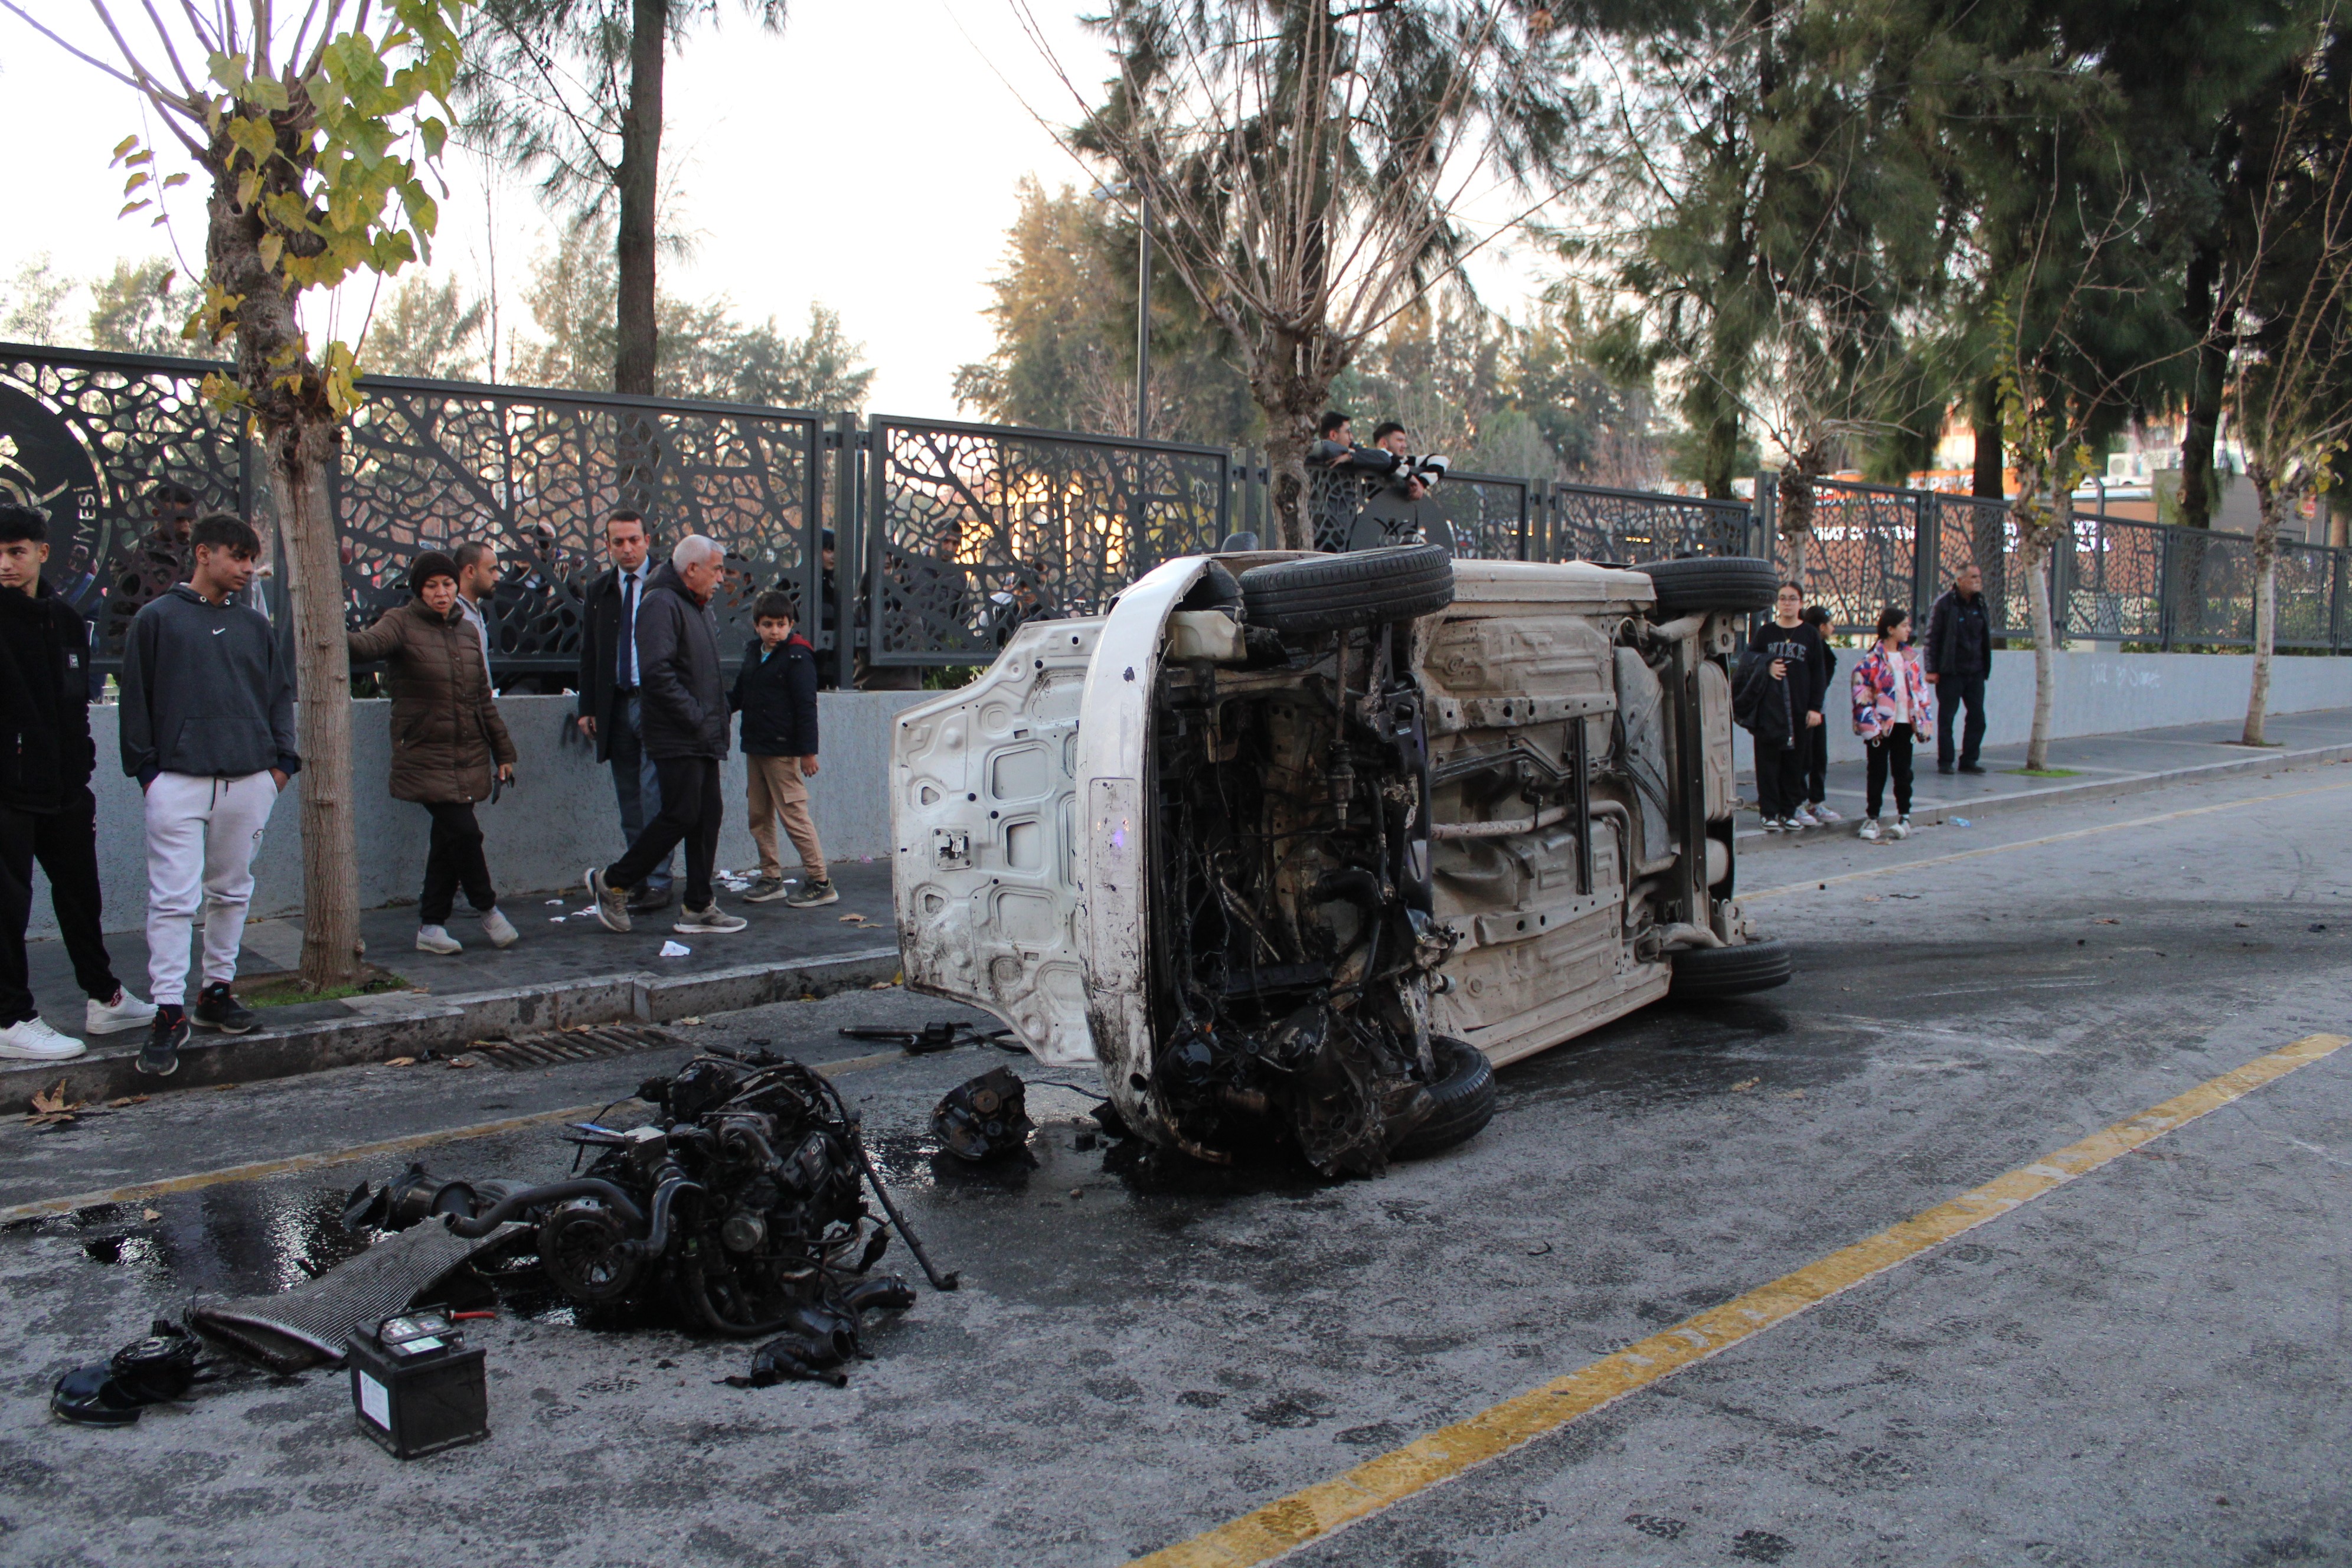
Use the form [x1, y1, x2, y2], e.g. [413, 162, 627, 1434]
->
[346, 1311, 489, 1459]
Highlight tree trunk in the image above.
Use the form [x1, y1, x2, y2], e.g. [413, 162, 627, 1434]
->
[614, 0, 667, 396]
[270, 419, 363, 988]
[2177, 245, 2227, 532]
[205, 130, 361, 992]
[1775, 453, 1817, 587]
[2014, 471, 2059, 771]
[1969, 376, 2003, 499]
[1263, 402, 1318, 553]
[2243, 468, 2282, 746]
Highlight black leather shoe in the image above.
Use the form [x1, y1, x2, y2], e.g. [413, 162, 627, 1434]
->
[627, 887, 674, 914]
[191, 982, 257, 1034]
[138, 1010, 188, 1076]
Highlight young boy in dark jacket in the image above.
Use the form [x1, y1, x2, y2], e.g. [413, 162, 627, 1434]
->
[730, 591, 834, 908]
[0, 505, 155, 1061]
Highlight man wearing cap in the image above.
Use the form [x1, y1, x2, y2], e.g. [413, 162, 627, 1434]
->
[576, 509, 675, 912]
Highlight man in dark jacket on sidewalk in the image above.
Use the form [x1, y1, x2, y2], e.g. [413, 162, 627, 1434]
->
[0, 507, 156, 1063]
[1925, 561, 1992, 774]
[586, 535, 744, 937]
[120, 512, 299, 1076]
[731, 591, 833, 909]
[575, 509, 674, 912]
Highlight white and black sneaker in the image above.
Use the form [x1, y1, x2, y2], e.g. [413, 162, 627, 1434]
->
[1857, 818, 1883, 842]
[1890, 815, 1913, 841]
[1811, 803, 1844, 823]
[1760, 816, 1784, 834]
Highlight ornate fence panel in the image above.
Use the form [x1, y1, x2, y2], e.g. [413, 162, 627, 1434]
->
[2060, 514, 2168, 643]
[1803, 480, 1919, 635]
[1925, 492, 2033, 638]
[864, 416, 1229, 665]
[1546, 482, 1751, 563]
[2273, 541, 2340, 650]
[0, 344, 824, 678]
[1430, 472, 1530, 560]
[342, 377, 822, 678]
[2164, 527, 2258, 646]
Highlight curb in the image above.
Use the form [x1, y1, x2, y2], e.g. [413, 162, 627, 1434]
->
[0, 944, 904, 1115]
[1736, 740, 2352, 853]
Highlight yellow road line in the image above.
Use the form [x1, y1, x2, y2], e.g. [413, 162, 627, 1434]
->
[1135, 1032, 2351, 1568]
[0, 1047, 909, 1226]
[1745, 778, 2352, 902]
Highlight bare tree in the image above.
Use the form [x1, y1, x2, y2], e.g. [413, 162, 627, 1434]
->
[2219, 25, 2352, 746]
[5, 0, 465, 990]
[1037, 1, 1583, 549]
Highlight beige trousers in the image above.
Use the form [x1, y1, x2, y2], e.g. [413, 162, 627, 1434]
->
[747, 753, 826, 881]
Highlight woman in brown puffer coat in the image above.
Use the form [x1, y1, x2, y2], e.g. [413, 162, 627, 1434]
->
[348, 551, 520, 956]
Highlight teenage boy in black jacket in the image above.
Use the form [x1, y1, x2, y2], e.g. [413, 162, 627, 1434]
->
[0, 507, 156, 1061]
[1746, 582, 1825, 831]
[731, 591, 834, 908]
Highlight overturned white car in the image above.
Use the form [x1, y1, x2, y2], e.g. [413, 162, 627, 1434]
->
[890, 546, 1789, 1175]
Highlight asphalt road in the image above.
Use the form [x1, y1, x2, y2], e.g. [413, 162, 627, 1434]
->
[0, 759, 2346, 1567]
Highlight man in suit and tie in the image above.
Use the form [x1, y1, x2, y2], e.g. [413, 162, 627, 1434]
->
[575, 509, 675, 912]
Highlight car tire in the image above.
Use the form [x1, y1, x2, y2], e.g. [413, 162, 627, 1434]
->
[1238, 545, 1455, 635]
[1668, 937, 1793, 998]
[1391, 1035, 1497, 1159]
[1638, 556, 1782, 618]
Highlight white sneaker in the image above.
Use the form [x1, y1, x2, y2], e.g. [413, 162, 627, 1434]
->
[1760, 816, 1783, 833]
[1890, 816, 1913, 840]
[1790, 806, 1820, 828]
[479, 909, 519, 949]
[86, 988, 157, 1037]
[1857, 818, 1883, 842]
[416, 924, 463, 955]
[0, 1016, 84, 1060]
[1811, 803, 1844, 823]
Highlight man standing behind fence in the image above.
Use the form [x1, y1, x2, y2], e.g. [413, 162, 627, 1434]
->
[576, 509, 675, 912]
[1926, 562, 1992, 775]
[453, 540, 498, 677]
[586, 535, 746, 937]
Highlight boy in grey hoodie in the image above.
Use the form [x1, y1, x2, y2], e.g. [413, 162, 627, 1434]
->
[120, 513, 300, 1076]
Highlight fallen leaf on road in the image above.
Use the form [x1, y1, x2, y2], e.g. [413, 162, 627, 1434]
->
[677, 1016, 704, 1026]
[108, 1095, 148, 1108]
[1783, 1090, 1806, 1099]
[213, 1083, 238, 1092]
[444, 1056, 479, 1070]
[1731, 1078, 1759, 1092]
[867, 980, 893, 990]
[385, 1056, 416, 1067]
[142, 1208, 161, 1222]
[2095, 917, 2121, 925]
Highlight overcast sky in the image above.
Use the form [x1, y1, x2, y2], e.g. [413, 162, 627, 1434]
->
[0, 1, 1546, 414]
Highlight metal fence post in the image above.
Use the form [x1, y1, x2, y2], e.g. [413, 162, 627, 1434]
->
[2158, 525, 2175, 651]
[831, 412, 860, 690]
[1910, 487, 1937, 629]
[1752, 470, 1775, 563]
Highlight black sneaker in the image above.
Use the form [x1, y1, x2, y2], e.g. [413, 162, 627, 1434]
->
[1958, 762, 1987, 775]
[626, 886, 674, 915]
[191, 982, 257, 1034]
[138, 1010, 188, 1077]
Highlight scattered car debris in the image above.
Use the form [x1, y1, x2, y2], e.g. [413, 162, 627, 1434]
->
[931, 1067, 1034, 1162]
[838, 1020, 1013, 1056]
[342, 1047, 952, 1384]
[51, 1320, 207, 1427]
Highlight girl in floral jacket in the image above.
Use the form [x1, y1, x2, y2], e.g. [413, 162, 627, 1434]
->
[1850, 606, 1935, 841]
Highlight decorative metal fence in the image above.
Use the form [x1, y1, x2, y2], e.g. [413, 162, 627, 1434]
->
[5, 341, 2345, 681]
[0, 344, 823, 678]
[861, 415, 1229, 666]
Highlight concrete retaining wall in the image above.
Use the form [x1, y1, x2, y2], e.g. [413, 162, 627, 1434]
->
[45, 691, 930, 937]
[1734, 648, 2352, 773]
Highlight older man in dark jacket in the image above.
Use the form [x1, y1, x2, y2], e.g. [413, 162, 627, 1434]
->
[1925, 562, 1992, 774]
[586, 535, 744, 936]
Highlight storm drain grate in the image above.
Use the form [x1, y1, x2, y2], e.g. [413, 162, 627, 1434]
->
[465, 1023, 689, 1071]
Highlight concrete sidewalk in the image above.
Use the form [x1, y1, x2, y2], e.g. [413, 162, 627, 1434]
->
[1, 861, 904, 1112]
[1742, 705, 2352, 846]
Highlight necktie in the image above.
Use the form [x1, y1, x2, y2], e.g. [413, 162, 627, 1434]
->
[622, 571, 639, 687]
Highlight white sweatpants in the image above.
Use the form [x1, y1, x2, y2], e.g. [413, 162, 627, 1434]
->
[145, 771, 279, 1007]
